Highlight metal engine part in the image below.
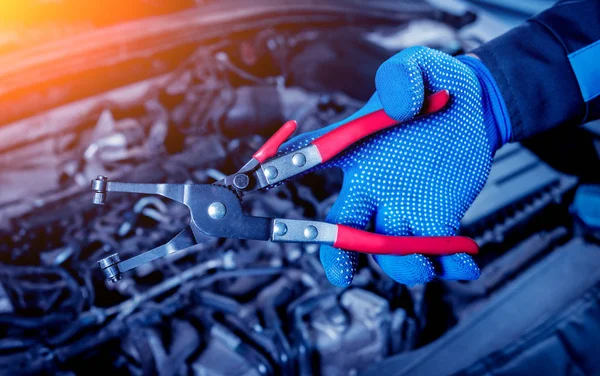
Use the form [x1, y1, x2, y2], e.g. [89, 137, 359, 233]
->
[305, 289, 391, 375]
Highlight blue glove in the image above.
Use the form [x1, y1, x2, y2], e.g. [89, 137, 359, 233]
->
[280, 46, 512, 286]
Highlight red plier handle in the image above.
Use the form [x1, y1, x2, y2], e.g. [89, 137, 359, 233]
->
[253, 90, 450, 188]
[252, 89, 450, 164]
[312, 89, 450, 162]
[334, 225, 478, 255]
[270, 219, 477, 256]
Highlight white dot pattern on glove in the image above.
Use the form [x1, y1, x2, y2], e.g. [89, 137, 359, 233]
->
[281, 47, 492, 286]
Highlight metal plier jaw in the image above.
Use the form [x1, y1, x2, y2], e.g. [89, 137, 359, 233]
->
[92, 90, 479, 282]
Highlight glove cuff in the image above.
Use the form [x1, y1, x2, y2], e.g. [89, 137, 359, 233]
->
[457, 55, 512, 153]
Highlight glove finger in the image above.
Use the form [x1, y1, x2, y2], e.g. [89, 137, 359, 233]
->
[320, 172, 376, 287]
[371, 212, 436, 285]
[319, 245, 358, 287]
[435, 254, 480, 281]
[410, 221, 480, 281]
[374, 253, 436, 286]
[375, 46, 453, 122]
[375, 252, 480, 284]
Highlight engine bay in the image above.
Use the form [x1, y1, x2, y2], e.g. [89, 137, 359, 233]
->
[0, 1, 598, 375]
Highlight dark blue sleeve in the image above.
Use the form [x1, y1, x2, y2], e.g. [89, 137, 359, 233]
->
[472, 0, 600, 141]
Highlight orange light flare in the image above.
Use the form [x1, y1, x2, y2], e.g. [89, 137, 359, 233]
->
[0, 0, 200, 132]
[0, 1, 195, 53]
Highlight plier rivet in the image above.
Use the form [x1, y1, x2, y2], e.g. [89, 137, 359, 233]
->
[303, 225, 318, 240]
[292, 153, 306, 167]
[264, 166, 278, 180]
[273, 222, 288, 236]
[232, 174, 250, 189]
[207, 202, 227, 219]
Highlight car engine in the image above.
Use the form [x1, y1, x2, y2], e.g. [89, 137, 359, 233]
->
[0, 1, 599, 375]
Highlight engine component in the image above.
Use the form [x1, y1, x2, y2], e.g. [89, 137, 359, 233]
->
[303, 289, 392, 376]
[460, 143, 577, 248]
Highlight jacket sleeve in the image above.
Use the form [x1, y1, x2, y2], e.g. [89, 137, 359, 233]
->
[472, 0, 600, 141]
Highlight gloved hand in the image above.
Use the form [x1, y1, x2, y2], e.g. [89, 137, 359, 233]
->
[280, 46, 512, 286]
